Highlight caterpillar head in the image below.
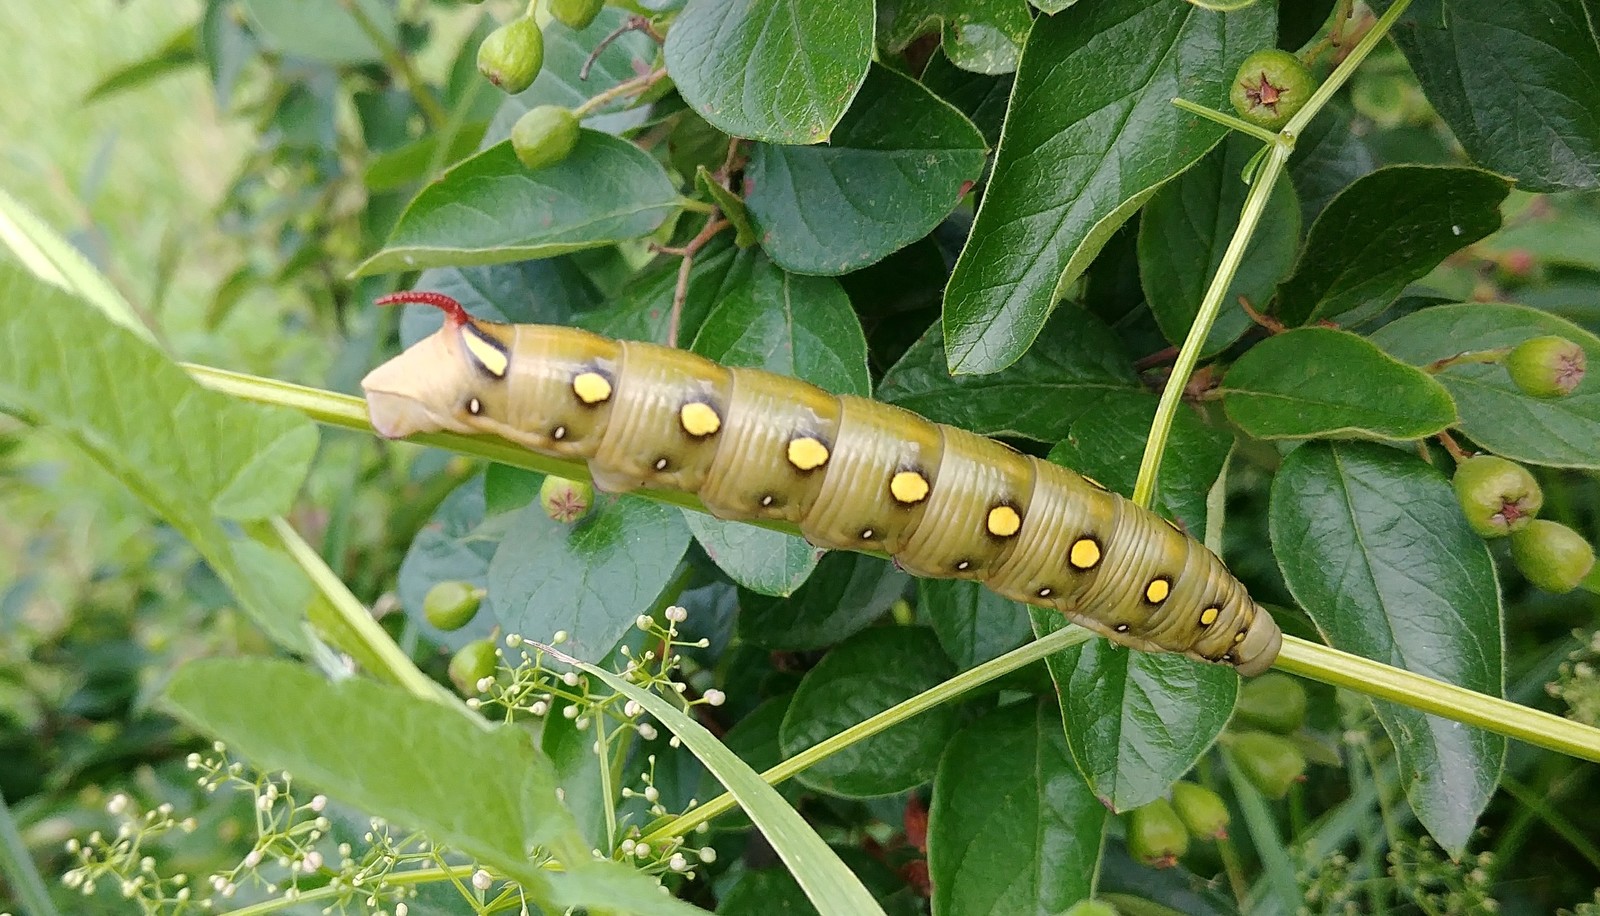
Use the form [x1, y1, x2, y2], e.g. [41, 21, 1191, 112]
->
[361, 292, 511, 439]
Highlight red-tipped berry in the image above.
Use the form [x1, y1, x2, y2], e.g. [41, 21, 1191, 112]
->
[1453, 455, 1543, 538]
[1230, 49, 1316, 131]
[540, 475, 594, 523]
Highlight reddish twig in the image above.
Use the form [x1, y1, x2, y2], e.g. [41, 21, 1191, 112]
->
[581, 15, 660, 81]
[1437, 430, 1472, 462]
[1238, 295, 1287, 334]
[1135, 345, 1180, 372]
[655, 217, 730, 347]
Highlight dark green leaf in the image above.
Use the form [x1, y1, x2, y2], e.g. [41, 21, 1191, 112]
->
[1274, 166, 1511, 326]
[696, 694, 801, 831]
[683, 516, 823, 597]
[1384, 0, 1600, 192]
[542, 696, 608, 849]
[1269, 441, 1504, 854]
[739, 553, 910, 650]
[1369, 303, 1600, 469]
[697, 166, 758, 248]
[487, 497, 690, 661]
[1221, 327, 1457, 440]
[918, 51, 1013, 146]
[84, 25, 198, 103]
[241, 0, 396, 64]
[745, 65, 987, 275]
[0, 266, 315, 651]
[1030, 616, 1237, 811]
[575, 241, 753, 346]
[487, 7, 661, 142]
[1286, 101, 1375, 224]
[357, 136, 679, 275]
[400, 261, 601, 346]
[1050, 389, 1231, 534]
[877, 0, 1031, 75]
[364, 127, 490, 193]
[779, 627, 959, 796]
[716, 868, 815, 914]
[921, 579, 1034, 670]
[879, 307, 1138, 441]
[942, 0, 1273, 374]
[927, 699, 1106, 913]
[1279, 0, 1339, 50]
[664, 0, 874, 144]
[397, 476, 500, 651]
[1139, 134, 1301, 356]
[691, 256, 872, 397]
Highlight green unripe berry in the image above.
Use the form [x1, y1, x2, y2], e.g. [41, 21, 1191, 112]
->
[478, 16, 544, 94]
[548, 0, 605, 30]
[1126, 798, 1189, 869]
[1506, 335, 1586, 398]
[512, 105, 581, 170]
[1234, 671, 1308, 734]
[539, 475, 594, 523]
[448, 638, 499, 695]
[1228, 730, 1306, 800]
[1510, 519, 1596, 594]
[1230, 49, 1316, 131]
[1063, 901, 1120, 916]
[423, 580, 483, 630]
[1452, 455, 1543, 539]
[1169, 781, 1230, 841]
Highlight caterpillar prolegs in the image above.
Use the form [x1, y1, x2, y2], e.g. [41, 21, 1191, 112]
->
[362, 292, 1284, 676]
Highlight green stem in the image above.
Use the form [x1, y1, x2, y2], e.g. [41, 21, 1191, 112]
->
[1171, 97, 1282, 146]
[0, 789, 59, 916]
[571, 69, 668, 120]
[225, 863, 480, 915]
[1499, 775, 1600, 872]
[1424, 347, 1510, 374]
[186, 364, 1600, 766]
[641, 626, 1093, 843]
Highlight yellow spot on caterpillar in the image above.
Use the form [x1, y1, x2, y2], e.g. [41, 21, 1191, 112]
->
[1199, 606, 1220, 626]
[1069, 538, 1101, 570]
[1082, 475, 1107, 490]
[787, 436, 829, 471]
[462, 328, 509, 377]
[987, 505, 1021, 537]
[573, 371, 612, 404]
[1234, 631, 1247, 644]
[680, 402, 721, 437]
[890, 470, 930, 504]
[1145, 578, 1170, 604]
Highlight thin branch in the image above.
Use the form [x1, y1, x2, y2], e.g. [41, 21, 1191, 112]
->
[572, 68, 668, 120]
[581, 16, 659, 81]
[339, 0, 448, 130]
[662, 217, 730, 347]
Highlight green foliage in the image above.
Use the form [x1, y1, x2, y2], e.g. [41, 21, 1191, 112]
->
[10, 0, 1600, 913]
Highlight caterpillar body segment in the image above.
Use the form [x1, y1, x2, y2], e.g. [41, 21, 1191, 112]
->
[362, 297, 1283, 675]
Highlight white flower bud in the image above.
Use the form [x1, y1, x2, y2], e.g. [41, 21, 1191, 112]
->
[621, 839, 636, 854]
[563, 704, 579, 719]
[302, 851, 324, 872]
[644, 786, 659, 803]
[106, 793, 130, 816]
[472, 869, 493, 891]
[665, 606, 688, 623]
[637, 723, 658, 741]
[699, 846, 717, 863]
[624, 700, 642, 717]
[243, 849, 263, 867]
[562, 671, 580, 686]
[669, 853, 688, 871]
[704, 689, 726, 707]
[310, 795, 327, 813]
[637, 615, 653, 630]
[552, 630, 569, 644]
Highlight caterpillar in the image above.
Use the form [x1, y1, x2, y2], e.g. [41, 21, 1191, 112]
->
[362, 291, 1284, 675]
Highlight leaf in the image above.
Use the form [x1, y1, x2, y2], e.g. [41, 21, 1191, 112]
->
[779, 627, 959, 797]
[399, 261, 602, 346]
[918, 50, 1013, 146]
[1220, 327, 1457, 440]
[1269, 441, 1505, 854]
[691, 256, 872, 397]
[572, 659, 887, 916]
[164, 659, 582, 898]
[357, 135, 680, 275]
[738, 553, 910, 650]
[1050, 390, 1231, 534]
[1369, 303, 1600, 469]
[877, 0, 1032, 75]
[241, 0, 396, 65]
[684, 515, 823, 597]
[84, 25, 198, 103]
[1287, 101, 1374, 224]
[0, 265, 315, 651]
[920, 579, 1034, 670]
[697, 166, 758, 248]
[1273, 166, 1511, 326]
[744, 65, 987, 275]
[1138, 134, 1301, 357]
[1383, 0, 1600, 192]
[927, 699, 1106, 914]
[575, 241, 754, 346]
[487, 497, 691, 662]
[664, 0, 874, 144]
[941, 0, 1273, 374]
[878, 307, 1139, 441]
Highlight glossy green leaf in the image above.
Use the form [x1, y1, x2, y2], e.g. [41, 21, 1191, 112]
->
[1383, 0, 1600, 192]
[486, 7, 662, 142]
[942, 0, 1272, 374]
[400, 261, 600, 346]
[0, 265, 315, 651]
[927, 699, 1106, 913]
[576, 241, 754, 346]
[357, 135, 679, 275]
[1139, 134, 1301, 356]
[694, 694, 801, 832]
[664, 0, 874, 144]
[745, 65, 987, 275]
[1269, 441, 1504, 855]
[1287, 101, 1374, 224]
[878, 0, 1031, 75]
[691, 255, 872, 397]
[1049, 390, 1231, 534]
[1221, 327, 1457, 440]
[921, 579, 1034, 671]
[488, 497, 690, 661]
[879, 307, 1139, 441]
[1370, 303, 1600, 469]
[574, 659, 887, 916]
[1274, 166, 1510, 326]
[684, 516, 823, 597]
[241, 0, 396, 64]
[738, 553, 910, 650]
[716, 868, 816, 913]
[918, 50, 1013, 146]
[780, 627, 959, 797]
